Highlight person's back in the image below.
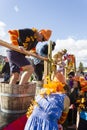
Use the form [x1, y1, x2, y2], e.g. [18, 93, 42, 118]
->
[24, 80, 70, 130]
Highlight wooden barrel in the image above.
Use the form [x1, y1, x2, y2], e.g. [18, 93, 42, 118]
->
[0, 82, 36, 114]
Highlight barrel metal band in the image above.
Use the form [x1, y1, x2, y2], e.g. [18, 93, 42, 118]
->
[0, 93, 35, 97]
[1, 108, 26, 114]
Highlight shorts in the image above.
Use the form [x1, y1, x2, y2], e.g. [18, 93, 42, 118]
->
[6, 50, 30, 73]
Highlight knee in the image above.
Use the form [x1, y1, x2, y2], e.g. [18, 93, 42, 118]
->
[12, 72, 19, 80]
[22, 65, 34, 73]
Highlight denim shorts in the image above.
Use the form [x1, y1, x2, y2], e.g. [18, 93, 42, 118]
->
[6, 50, 30, 73]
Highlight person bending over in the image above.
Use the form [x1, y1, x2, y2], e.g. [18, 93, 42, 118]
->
[7, 28, 52, 85]
[24, 77, 70, 130]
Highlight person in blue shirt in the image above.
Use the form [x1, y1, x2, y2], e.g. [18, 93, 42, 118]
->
[30, 41, 56, 95]
[32, 41, 56, 81]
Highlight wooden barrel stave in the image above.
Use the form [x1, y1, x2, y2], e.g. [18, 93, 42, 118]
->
[0, 82, 36, 114]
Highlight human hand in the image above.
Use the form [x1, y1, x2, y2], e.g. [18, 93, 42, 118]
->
[58, 124, 63, 130]
[19, 46, 25, 52]
[69, 104, 74, 109]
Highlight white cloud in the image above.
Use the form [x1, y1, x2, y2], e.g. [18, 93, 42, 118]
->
[14, 5, 19, 12]
[53, 38, 87, 67]
[0, 21, 6, 38]
[0, 21, 9, 56]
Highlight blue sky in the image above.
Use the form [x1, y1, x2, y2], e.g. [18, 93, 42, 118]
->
[0, 0, 87, 67]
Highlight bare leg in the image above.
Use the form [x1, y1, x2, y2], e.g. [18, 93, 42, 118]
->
[9, 72, 19, 85]
[19, 65, 34, 85]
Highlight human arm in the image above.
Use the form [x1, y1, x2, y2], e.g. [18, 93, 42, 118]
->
[31, 52, 48, 61]
[58, 95, 70, 124]
[8, 30, 19, 45]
